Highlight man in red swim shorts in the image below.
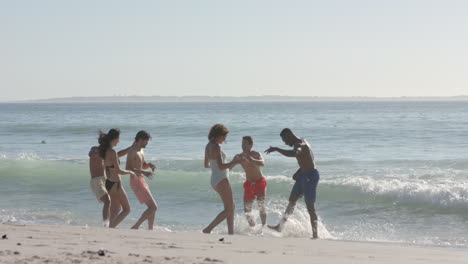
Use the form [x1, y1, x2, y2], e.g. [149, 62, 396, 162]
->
[126, 130, 157, 230]
[235, 136, 267, 227]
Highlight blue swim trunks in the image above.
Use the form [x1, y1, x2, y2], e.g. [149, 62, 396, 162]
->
[291, 169, 320, 204]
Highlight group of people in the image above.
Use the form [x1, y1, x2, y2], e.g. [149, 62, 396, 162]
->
[89, 129, 157, 230]
[88, 124, 320, 239]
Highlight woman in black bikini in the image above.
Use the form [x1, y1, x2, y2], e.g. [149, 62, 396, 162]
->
[99, 129, 136, 228]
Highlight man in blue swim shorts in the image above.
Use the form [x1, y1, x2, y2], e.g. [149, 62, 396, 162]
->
[265, 128, 320, 239]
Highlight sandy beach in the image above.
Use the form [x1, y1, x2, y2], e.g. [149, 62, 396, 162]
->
[0, 223, 466, 264]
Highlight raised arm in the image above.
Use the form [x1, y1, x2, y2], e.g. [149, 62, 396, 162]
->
[265, 145, 302, 157]
[117, 143, 134, 157]
[277, 147, 300, 157]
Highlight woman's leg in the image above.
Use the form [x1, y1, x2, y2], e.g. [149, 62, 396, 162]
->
[110, 186, 131, 228]
[108, 186, 121, 228]
[203, 179, 235, 234]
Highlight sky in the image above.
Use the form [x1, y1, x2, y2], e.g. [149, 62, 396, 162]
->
[1, 0, 467, 101]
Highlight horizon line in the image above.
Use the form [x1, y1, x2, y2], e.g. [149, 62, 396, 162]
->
[2, 95, 468, 103]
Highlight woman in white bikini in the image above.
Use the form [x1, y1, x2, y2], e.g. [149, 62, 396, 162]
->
[203, 124, 240, 235]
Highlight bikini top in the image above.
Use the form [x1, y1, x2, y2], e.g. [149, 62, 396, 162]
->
[105, 159, 120, 172]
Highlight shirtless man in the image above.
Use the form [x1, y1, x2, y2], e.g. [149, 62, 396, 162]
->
[126, 130, 157, 230]
[265, 128, 320, 239]
[234, 136, 267, 227]
[89, 135, 132, 227]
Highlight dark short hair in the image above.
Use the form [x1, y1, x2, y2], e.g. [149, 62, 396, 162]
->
[280, 128, 292, 137]
[135, 130, 151, 141]
[242, 136, 253, 145]
[208, 124, 229, 141]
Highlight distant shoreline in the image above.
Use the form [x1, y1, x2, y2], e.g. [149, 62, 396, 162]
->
[3, 95, 468, 103]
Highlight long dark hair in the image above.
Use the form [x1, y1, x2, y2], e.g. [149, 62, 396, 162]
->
[98, 128, 120, 159]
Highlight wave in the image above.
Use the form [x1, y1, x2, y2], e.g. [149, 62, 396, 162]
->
[320, 177, 468, 211]
[1, 158, 468, 210]
[1, 158, 468, 247]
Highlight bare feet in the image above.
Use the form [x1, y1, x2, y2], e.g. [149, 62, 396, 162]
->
[312, 232, 318, 239]
[202, 228, 211, 234]
[267, 224, 281, 232]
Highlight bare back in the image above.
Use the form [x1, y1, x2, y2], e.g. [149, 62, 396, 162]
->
[295, 139, 315, 172]
[205, 141, 219, 160]
[89, 147, 105, 178]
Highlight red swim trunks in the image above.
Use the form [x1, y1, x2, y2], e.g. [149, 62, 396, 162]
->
[130, 176, 154, 204]
[243, 177, 267, 200]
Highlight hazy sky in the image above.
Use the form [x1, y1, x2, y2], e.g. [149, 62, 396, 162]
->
[1, 0, 467, 101]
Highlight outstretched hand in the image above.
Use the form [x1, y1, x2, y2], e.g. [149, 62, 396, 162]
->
[264, 146, 277, 154]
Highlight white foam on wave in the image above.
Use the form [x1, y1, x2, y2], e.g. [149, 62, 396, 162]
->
[0, 208, 75, 225]
[264, 175, 292, 183]
[16, 152, 41, 160]
[229, 199, 334, 239]
[0, 152, 42, 160]
[322, 177, 468, 208]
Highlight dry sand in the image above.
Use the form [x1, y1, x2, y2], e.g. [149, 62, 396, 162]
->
[1, 222, 467, 264]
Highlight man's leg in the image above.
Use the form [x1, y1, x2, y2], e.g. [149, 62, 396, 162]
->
[257, 195, 267, 226]
[303, 170, 319, 238]
[147, 200, 158, 230]
[131, 198, 157, 230]
[244, 199, 255, 227]
[267, 193, 300, 232]
[306, 202, 318, 239]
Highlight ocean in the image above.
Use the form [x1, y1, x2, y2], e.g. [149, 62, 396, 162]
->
[1, 101, 467, 248]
